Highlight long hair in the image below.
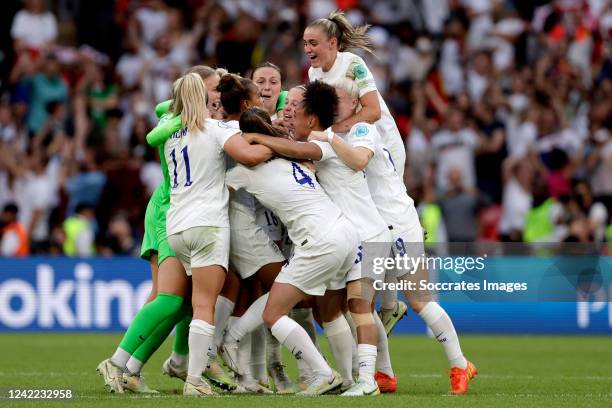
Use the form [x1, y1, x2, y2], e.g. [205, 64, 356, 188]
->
[217, 73, 257, 115]
[302, 80, 338, 129]
[172, 73, 208, 133]
[308, 10, 373, 54]
[239, 107, 288, 138]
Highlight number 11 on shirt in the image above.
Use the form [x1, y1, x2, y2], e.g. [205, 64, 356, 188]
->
[170, 146, 193, 188]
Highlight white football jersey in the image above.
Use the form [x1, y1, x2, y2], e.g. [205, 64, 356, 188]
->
[340, 123, 415, 229]
[310, 139, 387, 241]
[220, 120, 260, 229]
[165, 118, 240, 236]
[308, 51, 405, 174]
[226, 158, 343, 246]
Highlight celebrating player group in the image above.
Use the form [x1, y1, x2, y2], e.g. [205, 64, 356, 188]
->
[96, 10, 476, 397]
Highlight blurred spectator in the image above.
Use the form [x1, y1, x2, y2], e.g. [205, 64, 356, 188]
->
[431, 106, 480, 193]
[10, 0, 57, 54]
[11, 52, 68, 134]
[0, 203, 29, 256]
[439, 168, 489, 243]
[63, 203, 96, 257]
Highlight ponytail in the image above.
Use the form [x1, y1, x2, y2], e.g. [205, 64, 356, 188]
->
[172, 73, 208, 133]
[308, 10, 373, 54]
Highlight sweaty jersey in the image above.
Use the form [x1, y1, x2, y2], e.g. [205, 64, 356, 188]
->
[339, 123, 415, 229]
[308, 51, 404, 171]
[164, 118, 239, 235]
[226, 158, 343, 246]
[311, 138, 387, 241]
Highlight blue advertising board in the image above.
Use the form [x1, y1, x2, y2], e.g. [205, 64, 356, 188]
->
[0, 258, 610, 333]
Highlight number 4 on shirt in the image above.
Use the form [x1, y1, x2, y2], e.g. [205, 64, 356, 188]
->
[170, 146, 193, 188]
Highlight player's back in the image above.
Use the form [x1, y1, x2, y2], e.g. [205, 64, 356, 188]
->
[165, 119, 236, 235]
[226, 158, 343, 246]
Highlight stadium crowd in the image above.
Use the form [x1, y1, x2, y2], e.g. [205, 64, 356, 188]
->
[0, 0, 611, 256]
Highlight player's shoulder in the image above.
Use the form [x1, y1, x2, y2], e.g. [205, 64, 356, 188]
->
[349, 122, 376, 138]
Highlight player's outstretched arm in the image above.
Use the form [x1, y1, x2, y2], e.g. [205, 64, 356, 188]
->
[308, 131, 372, 171]
[247, 134, 322, 161]
[146, 115, 182, 147]
[224, 133, 275, 166]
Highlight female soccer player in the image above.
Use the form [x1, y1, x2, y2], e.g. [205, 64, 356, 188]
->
[309, 79, 478, 396]
[304, 11, 409, 334]
[251, 62, 283, 120]
[225, 107, 360, 396]
[146, 72, 274, 396]
[244, 80, 392, 396]
[97, 65, 228, 395]
[277, 85, 306, 138]
[303, 10, 405, 179]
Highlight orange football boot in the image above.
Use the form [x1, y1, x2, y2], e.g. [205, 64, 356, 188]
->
[449, 360, 477, 395]
[374, 371, 397, 393]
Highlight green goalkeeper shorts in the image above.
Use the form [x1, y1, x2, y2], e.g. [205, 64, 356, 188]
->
[140, 198, 175, 266]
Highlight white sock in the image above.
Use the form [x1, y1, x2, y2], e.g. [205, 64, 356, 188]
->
[291, 309, 316, 380]
[344, 312, 360, 374]
[250, 325, 267, 383]
[211, 296, 235, 356]
[381, 274, 398, 310]
[373, 312, 394, 376]
[125, 356, 144, 375]
[171, 351, 188, 369]
[419, 302, 467, 369]
[228, 294, 268, 342]
[187, 319, 215, 380]
[322, 315, 354, 384]
[238, 332, 254, 381]
[271, 315, 331, 377]
[358, 344, 377, 385]
[296, 355, 313, 380]
[110, 348, 131, 369]
[266, 326, 282, 366]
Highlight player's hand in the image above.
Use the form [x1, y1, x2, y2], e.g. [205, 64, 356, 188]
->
[308, 130, 328, 142]
[242, 133, 256, 144]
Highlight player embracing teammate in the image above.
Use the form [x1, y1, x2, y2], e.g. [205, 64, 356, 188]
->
[96, 9, 477, 398]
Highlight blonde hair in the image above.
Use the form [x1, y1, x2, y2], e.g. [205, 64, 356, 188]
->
[308, 10, 373, 54]
[331, 77, 359, 99]
[172, 73, 208, 133]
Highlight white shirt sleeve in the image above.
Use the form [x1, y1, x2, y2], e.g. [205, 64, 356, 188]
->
[216, 125, 241, 151]
[310, 141, 336, 162]
[226, 165, 250, 191]
[347, 55, 378, 97]
[347, 123, 377, 154]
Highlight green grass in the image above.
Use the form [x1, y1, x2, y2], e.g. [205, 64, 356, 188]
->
[0, 334, 610, 407]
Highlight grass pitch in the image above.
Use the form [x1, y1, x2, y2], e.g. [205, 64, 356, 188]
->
[0, 334, 610, 407]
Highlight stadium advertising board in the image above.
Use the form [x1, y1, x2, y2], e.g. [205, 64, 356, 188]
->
[0, 258, 610, 333]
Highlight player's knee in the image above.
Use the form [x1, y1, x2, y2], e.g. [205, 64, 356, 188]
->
[262, 306, 282, 328]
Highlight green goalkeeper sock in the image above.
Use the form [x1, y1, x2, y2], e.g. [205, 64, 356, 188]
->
[173, 310, 192, 357]
[126, 301, 192, 373]
[111, 293, 183, 368]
